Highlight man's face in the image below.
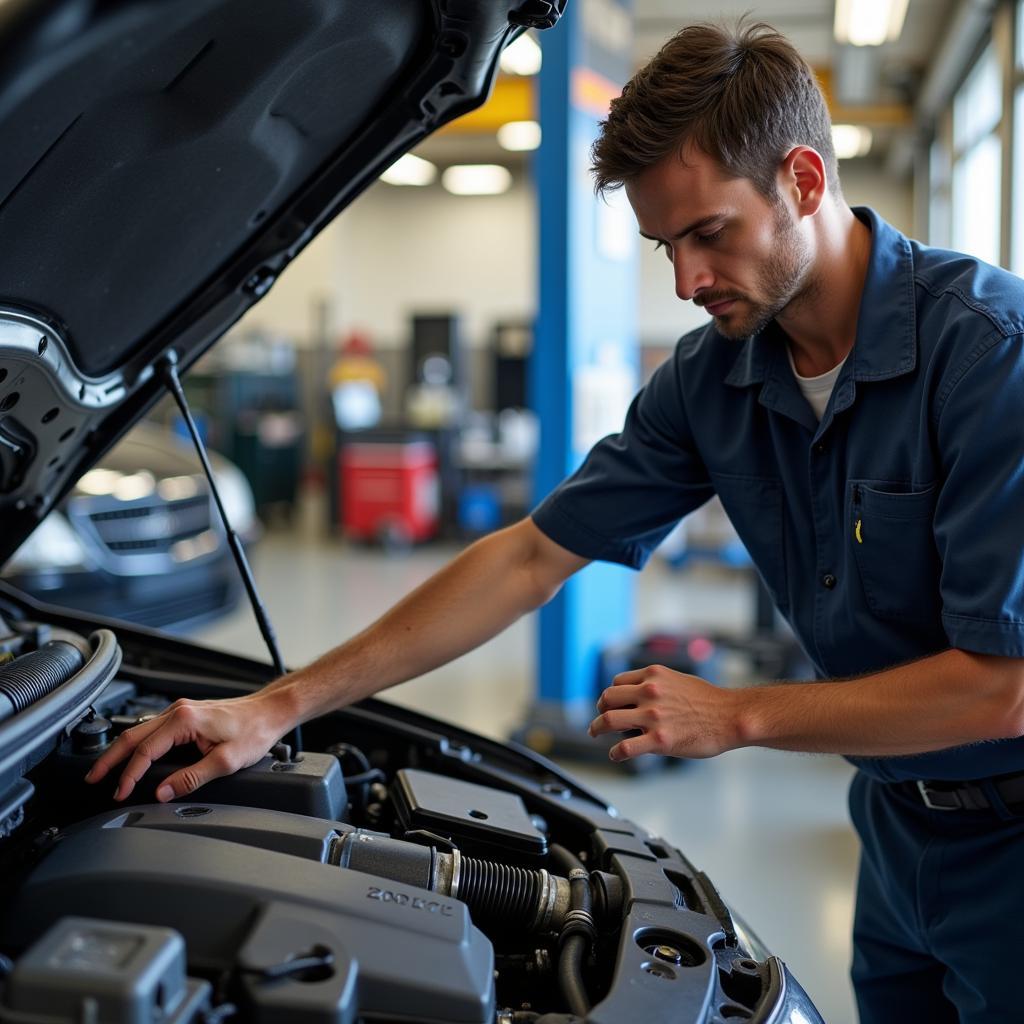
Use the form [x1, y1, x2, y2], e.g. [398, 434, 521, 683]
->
[625, 145, 814, 340]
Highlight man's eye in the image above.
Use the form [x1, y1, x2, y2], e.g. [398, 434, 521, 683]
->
[653, 241, 672, 259]
[696, 228, 724, 244]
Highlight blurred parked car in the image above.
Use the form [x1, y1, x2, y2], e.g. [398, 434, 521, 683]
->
[2, 423, 257, 631]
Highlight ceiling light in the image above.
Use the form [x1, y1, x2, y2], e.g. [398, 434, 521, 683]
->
[497, 120, 542, 152]
[380, 153, 437, 186]
[834, 0, 909, 46]
[442, 164, 512, 196]
[500, 33, 542, 76]
[832, 124, 873, 160]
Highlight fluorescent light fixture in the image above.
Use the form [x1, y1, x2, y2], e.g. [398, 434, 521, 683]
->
[442, 164, 512, 195]
[832, 124, 873, 159]
[497, 120, 542, 152]
[380, 153, 437, 186]
[834, 0, 909, 46]
[500, 33, 542, 75]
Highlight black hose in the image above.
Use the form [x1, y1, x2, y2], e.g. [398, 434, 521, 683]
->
[0, 641, 85, 723]
[343, 768, 387, 789]
[325, 743, 380, 808]
[458, 858, 545, 927]
[326, 742, 371, 775]
[549, 845, 594, 1018]
[557, 936, 589, 1019]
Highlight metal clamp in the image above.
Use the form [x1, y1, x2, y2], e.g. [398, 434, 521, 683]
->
[559, 907, 597, 949]
[529, 868, 558, 932]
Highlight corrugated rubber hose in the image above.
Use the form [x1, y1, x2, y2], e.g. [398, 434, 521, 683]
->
[0, 641, 85, 723]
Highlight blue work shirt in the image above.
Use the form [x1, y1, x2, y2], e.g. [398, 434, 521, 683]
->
[532, 207, 1024, 783]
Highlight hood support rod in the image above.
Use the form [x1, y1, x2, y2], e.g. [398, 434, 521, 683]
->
[158, 353, 301, 754]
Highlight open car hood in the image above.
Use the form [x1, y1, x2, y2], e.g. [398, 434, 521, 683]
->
[0, 585, 824, 1023]
[0, 0, 564, 563]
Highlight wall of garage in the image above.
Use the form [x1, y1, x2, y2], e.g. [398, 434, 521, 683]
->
[241, 174, 536, 353]
[335, 175, 537, 351]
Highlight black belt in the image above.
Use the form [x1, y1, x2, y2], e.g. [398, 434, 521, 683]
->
[904, 772, 1024, 812]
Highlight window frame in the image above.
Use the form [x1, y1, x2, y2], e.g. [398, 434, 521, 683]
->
[925, 1, 1022, 272]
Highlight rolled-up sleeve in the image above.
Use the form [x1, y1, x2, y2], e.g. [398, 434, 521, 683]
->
[531, 347, 715, 569]
[934, 333, 1024, 655]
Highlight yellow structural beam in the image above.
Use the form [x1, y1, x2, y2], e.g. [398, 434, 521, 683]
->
[437, 75, 534, 134]
[815, 67, 914, 128]
[437, 67, 912, 139]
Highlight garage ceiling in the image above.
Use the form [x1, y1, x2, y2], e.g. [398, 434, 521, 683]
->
[416, 1, 961, 173]
[635, 0, 953, 73]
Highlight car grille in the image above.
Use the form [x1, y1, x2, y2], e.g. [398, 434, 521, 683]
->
[86, 494, 213, 555]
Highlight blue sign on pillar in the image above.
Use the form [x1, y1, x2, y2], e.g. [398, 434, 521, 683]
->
[525, 0, 639, 739]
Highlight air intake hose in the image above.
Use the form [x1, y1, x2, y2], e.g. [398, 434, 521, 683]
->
[0, 641, 85, 724]
[330, 831, 570, 932]
[457, 859, 548, 929]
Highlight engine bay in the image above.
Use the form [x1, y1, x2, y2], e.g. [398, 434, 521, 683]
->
[0, 608, 792, 1023]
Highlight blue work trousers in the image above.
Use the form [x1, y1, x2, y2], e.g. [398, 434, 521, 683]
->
[848, 771, 1024, 1022]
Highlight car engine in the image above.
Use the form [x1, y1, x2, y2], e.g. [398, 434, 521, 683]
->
[0, 606, 809, 1023]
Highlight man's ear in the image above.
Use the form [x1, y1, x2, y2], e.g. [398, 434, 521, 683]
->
[778, 146, 827, 217]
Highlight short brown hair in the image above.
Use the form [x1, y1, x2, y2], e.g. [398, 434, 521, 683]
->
[591, 21, 839, 199]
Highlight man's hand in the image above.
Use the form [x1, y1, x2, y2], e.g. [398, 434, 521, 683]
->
[84, 690, 295, 802]
[588, 664, 742, 762]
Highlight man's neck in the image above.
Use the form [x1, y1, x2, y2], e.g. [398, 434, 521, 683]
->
[776, 204, 872, 378]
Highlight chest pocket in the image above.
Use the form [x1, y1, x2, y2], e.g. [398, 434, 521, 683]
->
[710, 472, 789, 616]
[849, 481, 941, 623]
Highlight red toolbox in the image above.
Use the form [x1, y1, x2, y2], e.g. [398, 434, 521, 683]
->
[340, 440, 439, 544]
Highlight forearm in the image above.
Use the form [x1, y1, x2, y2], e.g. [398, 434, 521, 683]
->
[263, 519, 587, 727]
[737, 648, 1024, 756]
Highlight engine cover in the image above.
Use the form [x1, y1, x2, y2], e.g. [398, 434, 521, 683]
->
[2, 826, 495, 1023]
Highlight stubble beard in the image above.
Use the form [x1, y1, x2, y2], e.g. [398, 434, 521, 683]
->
[710, 205, 816, 341]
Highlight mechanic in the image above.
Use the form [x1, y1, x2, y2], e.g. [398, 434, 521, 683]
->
[87, 21, 1024, 1024]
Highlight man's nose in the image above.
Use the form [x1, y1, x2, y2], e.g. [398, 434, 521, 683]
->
[673, 255, 714, 302]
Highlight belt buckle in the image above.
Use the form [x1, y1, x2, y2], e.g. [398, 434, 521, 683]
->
[916, 780, 961, 811]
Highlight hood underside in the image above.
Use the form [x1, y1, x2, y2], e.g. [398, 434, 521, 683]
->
[0, 0, 564, 561]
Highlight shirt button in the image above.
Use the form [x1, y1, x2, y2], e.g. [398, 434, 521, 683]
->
[822, 573, 837, 589]
[813, 442, 827, 455]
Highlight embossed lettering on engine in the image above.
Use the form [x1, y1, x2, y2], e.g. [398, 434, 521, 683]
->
[366, 885, 454, 916]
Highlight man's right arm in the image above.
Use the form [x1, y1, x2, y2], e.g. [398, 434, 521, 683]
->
[86, 518, 589, 801]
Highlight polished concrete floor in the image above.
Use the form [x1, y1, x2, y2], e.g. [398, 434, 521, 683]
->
[191, 522, 860, 1023]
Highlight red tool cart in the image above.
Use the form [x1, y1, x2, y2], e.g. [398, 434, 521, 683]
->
[340, 439, 439, 546]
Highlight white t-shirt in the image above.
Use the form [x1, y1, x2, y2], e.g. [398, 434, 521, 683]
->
[786, 346, 849, 421]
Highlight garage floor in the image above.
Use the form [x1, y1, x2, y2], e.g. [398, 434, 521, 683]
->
[193, 520, 860, 1023]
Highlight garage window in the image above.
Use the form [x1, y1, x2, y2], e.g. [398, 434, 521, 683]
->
[1012, 0, 1024, 275]
[951, 43, 1002, 266]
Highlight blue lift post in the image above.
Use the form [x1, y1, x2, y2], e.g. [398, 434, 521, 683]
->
[515, 2, 640, 762]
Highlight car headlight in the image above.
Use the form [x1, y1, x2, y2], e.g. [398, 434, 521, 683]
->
[762, 959, 825, 1024]
[728, 913, 825, 1024]
[730, 908, 773, 962]
[4, 512, 92, 574]
[210, 462, 257, 538]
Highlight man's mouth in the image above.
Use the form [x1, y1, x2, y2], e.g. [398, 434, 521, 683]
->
[703, 298, 737, 316]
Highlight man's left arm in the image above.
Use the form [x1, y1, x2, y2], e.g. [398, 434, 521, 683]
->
[589, 648, 1024, 761]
